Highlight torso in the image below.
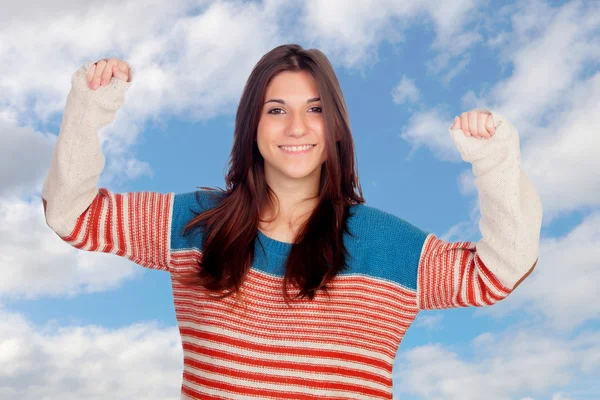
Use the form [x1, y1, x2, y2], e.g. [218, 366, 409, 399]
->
[169, 191, 431, 399]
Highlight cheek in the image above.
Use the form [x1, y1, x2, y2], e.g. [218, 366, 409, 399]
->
[256, 122, 270, 147]
[256, 136, 270, 158]
[320, 144, 328, 162]
[315, 124, 327, 146]
[256, 119, 277, 143]
[256, 131, 279, 161]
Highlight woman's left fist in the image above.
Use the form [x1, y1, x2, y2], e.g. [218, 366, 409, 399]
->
[451, 110, 495, 139]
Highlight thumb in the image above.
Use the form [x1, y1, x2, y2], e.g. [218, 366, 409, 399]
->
[112, 65, 130, 82]
[450, 116, 460, 130]
[485, 114, 496, 135]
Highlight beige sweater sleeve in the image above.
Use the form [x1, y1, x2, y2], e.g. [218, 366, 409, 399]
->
[416, 108, 543, 310]
[42, 62, 133, 237]
[449, 108, 543, 289]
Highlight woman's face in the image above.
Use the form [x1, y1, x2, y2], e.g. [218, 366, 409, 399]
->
[256, 70, 327, 184]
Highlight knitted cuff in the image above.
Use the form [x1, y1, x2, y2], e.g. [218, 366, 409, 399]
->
[72, 61, 133, 111]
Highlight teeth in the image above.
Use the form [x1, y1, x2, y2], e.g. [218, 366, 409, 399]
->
[280, 145, 314, 152]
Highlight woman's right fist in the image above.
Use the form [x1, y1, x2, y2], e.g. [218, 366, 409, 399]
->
[88, 58, 131, 90]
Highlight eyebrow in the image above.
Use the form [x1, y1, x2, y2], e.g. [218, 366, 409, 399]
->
[264, 97, 320, 105]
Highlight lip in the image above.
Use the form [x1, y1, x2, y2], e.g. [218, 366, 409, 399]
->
[278, 144, 316, 155]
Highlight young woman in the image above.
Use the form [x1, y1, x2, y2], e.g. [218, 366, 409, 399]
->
[42, 44, 542, 399]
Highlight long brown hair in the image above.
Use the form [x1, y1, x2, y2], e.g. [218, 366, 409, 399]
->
[173, 43, 365, 304]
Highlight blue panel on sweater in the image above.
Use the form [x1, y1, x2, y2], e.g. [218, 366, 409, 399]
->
[170, 190, 430, 291]
[170, 189, 222, 251]
[343, 204, 429, 290]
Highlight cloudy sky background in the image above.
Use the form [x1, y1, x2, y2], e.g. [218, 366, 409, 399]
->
[1, 0, 599, 398]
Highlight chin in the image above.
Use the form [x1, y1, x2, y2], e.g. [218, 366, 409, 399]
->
[274, 163, 321, 180]
[281, 170, 318, 180]
[263, 156, 325, 182]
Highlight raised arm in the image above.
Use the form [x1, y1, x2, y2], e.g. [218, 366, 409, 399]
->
[417, 109, 543, 310]
[41, 61, 175, 272]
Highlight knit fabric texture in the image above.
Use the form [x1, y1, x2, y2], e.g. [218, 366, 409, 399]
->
[42, 63, 543, 399]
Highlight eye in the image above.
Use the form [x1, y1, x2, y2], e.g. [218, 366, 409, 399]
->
[267, 106, 322, 114]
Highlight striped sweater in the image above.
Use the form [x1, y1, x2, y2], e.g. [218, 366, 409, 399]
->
[42, 62, 543, 399]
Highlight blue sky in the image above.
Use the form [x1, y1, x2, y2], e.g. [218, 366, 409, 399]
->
[1, 0, 599, 399]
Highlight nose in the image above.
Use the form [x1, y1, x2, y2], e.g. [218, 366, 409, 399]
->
[286, 111, 309, 138]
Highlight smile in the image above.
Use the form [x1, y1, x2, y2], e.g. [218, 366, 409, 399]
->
[278, 144, 316, 154]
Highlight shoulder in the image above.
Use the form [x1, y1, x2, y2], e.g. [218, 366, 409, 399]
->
[344, 203, 431, 290]
[171, 189, 225, 250]
[347, 203, 430, 247]
[173, 188, 224, 216]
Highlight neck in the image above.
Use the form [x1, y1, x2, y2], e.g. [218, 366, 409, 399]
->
[260, 167, 321, 232]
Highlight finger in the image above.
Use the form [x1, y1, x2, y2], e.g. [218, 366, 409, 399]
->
[112, 65, 129, 82]
[485, 114, 495, 136]
[478, 112, 490, 138]
[92, 60, 107, 89]
[468, 111, 479, 138]
[460, 113, 470, 136]
[113, 61, 131, 82]
[101, 59, 118, 86]
[87, 64, 96, 87]
[118, 62, 131, 82]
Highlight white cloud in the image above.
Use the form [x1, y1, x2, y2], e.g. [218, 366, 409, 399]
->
[518, 393, 576, 400]
[421, 0, 483, 85]
[399, 106, 459, 162]
[300, 0, 481, 75]
[514, 73, 600, 221]
[413, 313, 444, 330]
[1, 0, 289, 188]
[478, 0, 600, 122]
[481, 211, 600, 331]
[0, 305, 182, 399]
[393, 328, 600, 400]
[0, 0, 495, 189]
[300, 0, 418, 69]
[392, 75, 420, 105]
[0, 121, 56, 198]
[399, 1, 600, 223]
[552, 393, 574, 400]
[0, 197, 143, 301]
[457, 168, 476, 196]
[438, 208, 600, 331]
[460, 1, 600, 222]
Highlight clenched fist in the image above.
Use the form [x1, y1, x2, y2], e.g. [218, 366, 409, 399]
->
[451, 110, 496, 139]
[88, 58, 131, 90]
